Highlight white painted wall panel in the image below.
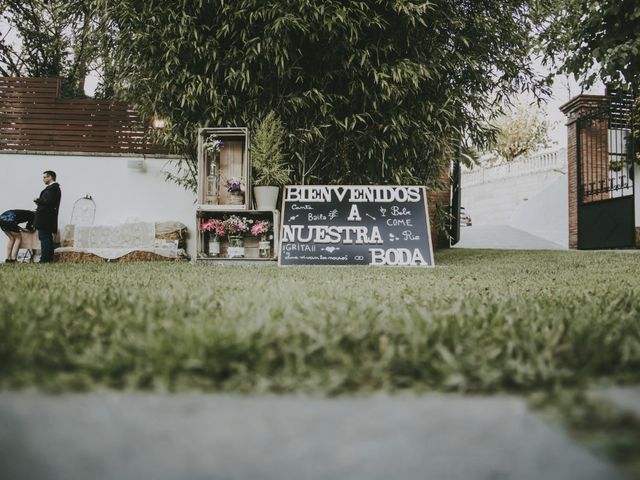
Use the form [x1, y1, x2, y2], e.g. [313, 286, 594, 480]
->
[461, 149, 569, 246]
[0, 153, 196, 261]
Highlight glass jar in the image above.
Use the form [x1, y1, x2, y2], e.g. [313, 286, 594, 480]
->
[227, 235, 245, 258]
[228, 191, 244, 205]
[208, 239, 220, 257]
[206, 158, 219, 204]
[258, 240, 271, 258]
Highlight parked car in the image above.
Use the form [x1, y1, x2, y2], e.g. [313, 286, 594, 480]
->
[460, 207, 472, 226]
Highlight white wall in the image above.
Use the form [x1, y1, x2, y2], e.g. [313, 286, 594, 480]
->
[461, 149, 569, 246]
[509, 176, 568, 247]
[0, 153, 197, 260]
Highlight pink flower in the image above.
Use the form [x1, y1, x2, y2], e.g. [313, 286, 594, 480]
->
[200, 218, 227, 238]
[251, 220, 272, 238]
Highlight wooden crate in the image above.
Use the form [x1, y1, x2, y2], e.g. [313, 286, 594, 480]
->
[195, 210, 280, 262]
[197, 127, 251, 210]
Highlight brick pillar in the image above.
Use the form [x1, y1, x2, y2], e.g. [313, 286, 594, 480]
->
[560, 95, 609, 249]
[427, 162, 452, 250]
[566, 118, 579, 249]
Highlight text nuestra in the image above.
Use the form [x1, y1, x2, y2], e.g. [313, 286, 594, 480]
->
[283, 225, 383, 244]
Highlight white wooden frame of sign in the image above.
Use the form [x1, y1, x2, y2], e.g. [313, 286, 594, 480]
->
[278, 185, 435, 267]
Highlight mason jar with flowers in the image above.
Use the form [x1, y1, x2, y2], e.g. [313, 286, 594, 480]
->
[225, 176, 245, 205]
[251, 220, 273, 258]
[223, 215, 252, 258]
[200, 218, 226, 257]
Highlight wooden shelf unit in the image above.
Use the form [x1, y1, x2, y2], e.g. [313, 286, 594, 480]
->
[195, 210, 280, 262]
[197, 127, 251, 210]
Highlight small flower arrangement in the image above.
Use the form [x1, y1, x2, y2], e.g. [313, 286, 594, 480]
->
[200, 218, 226, 240]
[203, 135, 224, 154]
[251, 220, 272, 240]
[225, 176, 245, 193]
[223, 215, 252, 236]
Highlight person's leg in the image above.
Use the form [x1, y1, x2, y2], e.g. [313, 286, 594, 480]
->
[38, 229, 53, 263]
[9, 231, 21, 260]
[3, 230, 14, 261]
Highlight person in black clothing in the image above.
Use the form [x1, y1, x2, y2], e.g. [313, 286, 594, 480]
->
[0, 209, 35, 263]
[33, 170, 62, 264]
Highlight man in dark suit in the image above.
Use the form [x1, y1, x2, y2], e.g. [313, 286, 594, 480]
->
[33, 170, 61, 263]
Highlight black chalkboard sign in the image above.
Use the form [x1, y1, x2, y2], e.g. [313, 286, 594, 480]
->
[279, 186, 434, 266]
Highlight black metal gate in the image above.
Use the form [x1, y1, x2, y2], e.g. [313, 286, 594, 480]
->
[577, 92, 636, 249]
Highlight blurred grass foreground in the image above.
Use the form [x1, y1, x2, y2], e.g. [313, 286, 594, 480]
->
[1, 249, 639, 394]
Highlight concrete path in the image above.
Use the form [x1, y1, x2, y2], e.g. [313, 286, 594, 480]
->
[454, 225, 566, 250]
[0, 393, 627, 480]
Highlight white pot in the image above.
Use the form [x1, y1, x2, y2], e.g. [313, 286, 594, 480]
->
[253, 186, 280, 211]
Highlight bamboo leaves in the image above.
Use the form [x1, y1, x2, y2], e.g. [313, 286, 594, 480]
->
[99, 0, 547, 188]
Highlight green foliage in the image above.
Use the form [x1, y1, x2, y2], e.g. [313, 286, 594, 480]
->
[1, 250, 640, 394]
[0, 0, 113, 97]
[487, 102, 554, 162]
[98, 0, 549, 189]
[251, 112, 290, 187]
[541, 0, 640, 88]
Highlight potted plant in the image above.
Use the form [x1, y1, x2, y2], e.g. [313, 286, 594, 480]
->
[251, 111, 290, 210]
[609, 159, 625, 173]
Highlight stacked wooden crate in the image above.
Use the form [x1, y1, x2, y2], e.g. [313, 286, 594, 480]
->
[195, 127, 279, 262]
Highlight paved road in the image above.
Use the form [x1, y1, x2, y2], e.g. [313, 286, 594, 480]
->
[0, 393, 627, 480]
[454, 225, 566, 250]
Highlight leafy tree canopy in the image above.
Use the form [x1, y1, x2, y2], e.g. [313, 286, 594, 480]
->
[100, 0, 549, 189]
[487, 102, 553, 163]
[541, 0, 640, 89]
[0, 0, 114, 97]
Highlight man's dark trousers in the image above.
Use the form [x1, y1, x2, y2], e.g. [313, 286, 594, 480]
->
[38, 229, 54, 263]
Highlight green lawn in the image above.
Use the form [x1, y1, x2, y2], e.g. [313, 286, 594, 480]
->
[1, 249, 639, 394]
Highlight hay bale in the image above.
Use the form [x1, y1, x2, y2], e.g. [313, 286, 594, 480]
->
[61, 224, 75, 247]
[55, 250, 187, 263]
[155, 221, 187, 248]
[54, 251, 104, 263]
[115, 251, 182, 263]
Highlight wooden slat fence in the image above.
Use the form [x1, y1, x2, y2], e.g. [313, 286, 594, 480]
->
[0, 77, 167, 154]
